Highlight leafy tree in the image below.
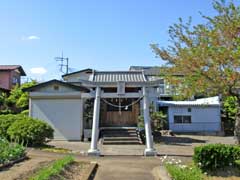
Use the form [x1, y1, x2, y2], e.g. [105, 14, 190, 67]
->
[223, 96, 238, 134]
[151, 0, 240, 143]
[0, 80, 37, 114]
[138, 104, 167, 131]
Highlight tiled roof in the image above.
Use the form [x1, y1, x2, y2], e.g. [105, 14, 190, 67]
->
[0, 65, 26, 76]
[92, 71, 147, 82]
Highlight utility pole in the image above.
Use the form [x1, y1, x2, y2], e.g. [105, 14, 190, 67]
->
[55, 52, 69, 74]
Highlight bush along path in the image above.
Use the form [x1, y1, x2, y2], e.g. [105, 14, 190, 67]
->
[0, 114, 54, 146]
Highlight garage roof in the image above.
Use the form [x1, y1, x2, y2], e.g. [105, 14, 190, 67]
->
[23, 79, 90, 92]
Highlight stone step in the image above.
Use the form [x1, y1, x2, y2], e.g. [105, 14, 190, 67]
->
[102, 134, 138, 137]
[103, 140, 141, 145]
[101, 128, 142, 145]
[103, 137, 140, 141]
[102, 130, 137, 133]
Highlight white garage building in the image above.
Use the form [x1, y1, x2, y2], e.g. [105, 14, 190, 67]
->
[28, 80, 89, 141]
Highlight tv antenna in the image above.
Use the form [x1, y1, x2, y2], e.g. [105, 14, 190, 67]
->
[55, 52, 69, 74]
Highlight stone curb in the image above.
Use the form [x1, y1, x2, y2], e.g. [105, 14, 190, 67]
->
[82, 162, 98, 180]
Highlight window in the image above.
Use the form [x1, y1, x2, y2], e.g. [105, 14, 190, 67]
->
[12, 77, 19, 85]
[174, 115, 191, 124]
[53, 85, 59, 90]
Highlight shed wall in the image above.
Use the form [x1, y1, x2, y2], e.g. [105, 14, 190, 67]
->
[168, 106, 221, 132]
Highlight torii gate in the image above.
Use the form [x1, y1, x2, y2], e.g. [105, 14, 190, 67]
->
[87, 85, 157, 156]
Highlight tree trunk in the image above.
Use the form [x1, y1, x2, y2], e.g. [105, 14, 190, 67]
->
[234, 99, 240, 144]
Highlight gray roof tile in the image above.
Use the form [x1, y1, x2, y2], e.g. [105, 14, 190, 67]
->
[93, 71, 147, 82]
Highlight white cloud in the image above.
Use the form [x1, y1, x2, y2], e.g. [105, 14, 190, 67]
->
[28, 35, 40, 40]
[21, 35, 40, 40]
[30, 67, 47, 75]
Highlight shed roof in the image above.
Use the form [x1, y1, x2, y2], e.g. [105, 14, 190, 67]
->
[158, 96, 220, 107]
[92, 71, 147, 83]
[0, 65, 26, 76]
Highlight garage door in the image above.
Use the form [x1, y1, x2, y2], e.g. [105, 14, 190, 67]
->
[31, 98, 83, 140]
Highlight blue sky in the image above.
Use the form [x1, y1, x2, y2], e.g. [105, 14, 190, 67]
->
[0, 0, 221, 81]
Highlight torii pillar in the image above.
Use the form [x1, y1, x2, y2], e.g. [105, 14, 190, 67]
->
[142, 86, 157, 156]
[88, 86, 101, 156]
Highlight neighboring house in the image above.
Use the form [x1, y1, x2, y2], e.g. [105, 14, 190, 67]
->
[26, 66, 222, 156]
[158, 96, 221, 132]
[0, 65, 26, 92]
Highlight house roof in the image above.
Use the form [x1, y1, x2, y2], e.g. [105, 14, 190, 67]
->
[92, 71, 147, 83]
[129, 66, 184, 76]
[23, 79, 90, 92]
[158, 96, 220, 107]
[130, 66, 161, 76]
[62, 68, 93, 77]
[0, 65, 26, 76]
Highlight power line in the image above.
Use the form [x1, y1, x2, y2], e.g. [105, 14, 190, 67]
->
[55, 52, 69, 74]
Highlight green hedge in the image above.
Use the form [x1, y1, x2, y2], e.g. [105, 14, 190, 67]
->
[7, 117, 54, 146]
[0, 114, 23, 139]
[0, 114, 54, 146]
[193, 144, 240, 171]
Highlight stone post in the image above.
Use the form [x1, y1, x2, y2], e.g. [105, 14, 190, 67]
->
[142, 86, 157, 156]
[88, 86, 101, 156]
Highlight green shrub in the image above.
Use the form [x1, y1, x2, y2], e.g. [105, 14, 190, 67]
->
[7, 117, 54, 146]
[29, 156, 74, 180]
[0, 114, 24, 139]
[165, 164, 203, 180]
[193, 144, 240, 171]
[0, 138, 26, 164]
[20, 109, 29, 116]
